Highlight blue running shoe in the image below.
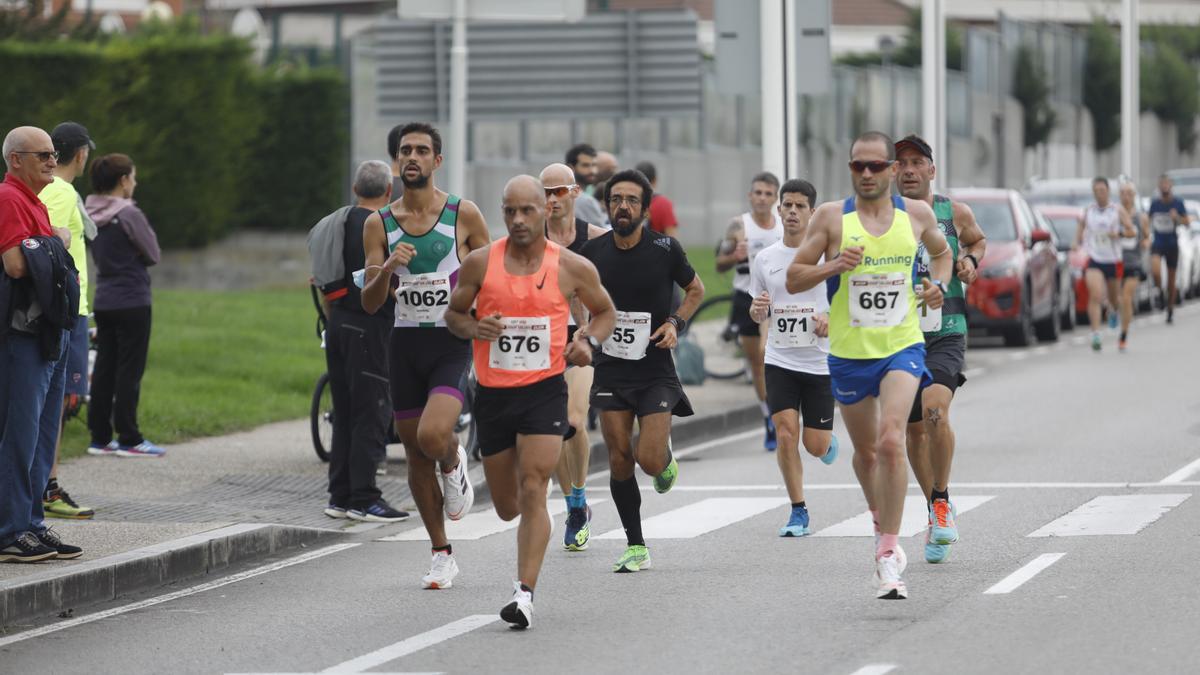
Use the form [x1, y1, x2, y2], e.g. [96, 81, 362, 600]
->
[820, 436, 839, 466]
[764, 417, 777, 452]
[116, 440, 166, 458]
[1108, 310, 1118, 329]
[925, 526, 949, 563]
[564, 504, 592, 551]
[930, 498, 959, 545]
[778, 506, 810, 537]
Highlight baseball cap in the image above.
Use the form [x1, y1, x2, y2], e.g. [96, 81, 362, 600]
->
[51, 122, 96, 155]
[895, 134, 932, 161]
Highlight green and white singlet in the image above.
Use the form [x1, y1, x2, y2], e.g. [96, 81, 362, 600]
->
[380, 194, 462, 329]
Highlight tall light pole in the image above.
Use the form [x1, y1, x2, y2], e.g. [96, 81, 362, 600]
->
[760, 0, 798, 181]
[1121, 0, 1139, 182]
[449, 0, 468, 195]
[921, 0, 946, 185]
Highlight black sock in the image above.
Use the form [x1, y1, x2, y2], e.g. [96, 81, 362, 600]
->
[931, 488, 950, 503]
[520, 582, 534, 597]
[1120, 331, 1127, 341]
[44, 478, 59, 498]
[433, 544, 452, 555]
[792, 501, 806, 510]
[610, 476, 644, 546]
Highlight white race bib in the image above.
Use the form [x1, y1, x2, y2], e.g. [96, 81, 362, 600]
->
[489, 316, 551, 371]
[1152, 213, 1175, 234]
[394, 272, 451, 323]
[918, 299, 942, 333]
[848, 272, 909, 327]
[602, 310, 652, 360]
[769, 303, 818, 348]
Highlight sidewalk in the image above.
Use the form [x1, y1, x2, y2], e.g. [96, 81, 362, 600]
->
[1, 354, 762, 626]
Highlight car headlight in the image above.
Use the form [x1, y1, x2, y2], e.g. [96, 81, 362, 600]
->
[981, 260, 1021, 278]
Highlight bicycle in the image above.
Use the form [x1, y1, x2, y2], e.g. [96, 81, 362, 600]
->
[681, 292, 750, 381]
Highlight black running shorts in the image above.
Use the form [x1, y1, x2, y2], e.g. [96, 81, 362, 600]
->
[474, 375, 568, 457]
[590, 378, 694, 418]
[389, 328, 470, 421]
[764, 365, 834, 430]
[908, 333, 967, 424]
[730, 290, 762, 338]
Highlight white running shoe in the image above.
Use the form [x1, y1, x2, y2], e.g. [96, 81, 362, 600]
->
[500, 581, 533, 629]
[874, 547, 908, 600]
[421, 551, 459, 589]
[440, 444, 474, 521]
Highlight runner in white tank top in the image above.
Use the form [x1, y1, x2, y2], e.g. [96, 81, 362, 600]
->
[1074, 177, 1134, 351]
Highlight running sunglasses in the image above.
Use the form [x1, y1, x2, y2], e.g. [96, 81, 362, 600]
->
[848, 160, 893, 174]
[12, 150, 59, 163]
[544, 184, 576, 198]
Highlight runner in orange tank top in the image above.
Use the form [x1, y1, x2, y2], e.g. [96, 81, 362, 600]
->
[446, 175, 615, 629]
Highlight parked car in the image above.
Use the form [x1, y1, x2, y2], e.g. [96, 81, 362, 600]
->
[1035, 205, 1089, 323]
[1165, 168, 1200, 202]
[1031, 208, 1078, 331]
[951, 188, 1062, 346]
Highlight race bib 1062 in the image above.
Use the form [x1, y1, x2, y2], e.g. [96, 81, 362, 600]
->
[394, 271, 451, 323]
[489, 316, 551, 371]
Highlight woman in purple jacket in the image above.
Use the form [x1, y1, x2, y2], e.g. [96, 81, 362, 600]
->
[83, 154, 165, 457]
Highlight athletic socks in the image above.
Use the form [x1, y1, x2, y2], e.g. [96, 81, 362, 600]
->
[876, 533, 900, 559]
[610, 476, 644, 547]
[44, 477, 59, 499]
[931, 488, 950, 504]
[566, 484, 587, 510]
[519, 582, 534, 597]
[1120, 331, 1128, 342]
[433, 544, 452, 556]
[792, 501, 806, 510]
[759, 400, 771, 418]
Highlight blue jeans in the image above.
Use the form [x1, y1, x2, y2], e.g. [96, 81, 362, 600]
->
[0, 331, 67, 547]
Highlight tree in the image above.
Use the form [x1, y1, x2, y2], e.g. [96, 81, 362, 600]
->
[0, 0, 98, 41]
[835, 9, 964, 71]
[1141, 43, 1199, 153]
[1083, 19, 1121, 151]
[1013, 44, 1057, 148]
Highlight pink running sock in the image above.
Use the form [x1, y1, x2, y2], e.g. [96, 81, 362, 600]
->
[876, 533, 899, 559]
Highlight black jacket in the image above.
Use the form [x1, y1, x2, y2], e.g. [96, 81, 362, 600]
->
[0, 235, 81, 359]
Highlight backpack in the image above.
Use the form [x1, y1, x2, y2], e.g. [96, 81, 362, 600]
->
[673, 330, 706, 385]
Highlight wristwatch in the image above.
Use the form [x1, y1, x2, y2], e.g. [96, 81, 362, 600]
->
[931, 279, 947, 293]
[964, 254, 979, 270]
[667, 314, 687, 333]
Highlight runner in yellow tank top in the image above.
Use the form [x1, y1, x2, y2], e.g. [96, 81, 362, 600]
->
[786, 131, 952, 600]
[446, 175, 615, 629]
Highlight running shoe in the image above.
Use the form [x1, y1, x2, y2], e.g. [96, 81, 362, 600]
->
[421, 550, 459, 589]
[347, 499, 410, 523]
[612, 544, 651, 573]
[874, 548, 908, 600]
[1167, 308, 1175, 324]
[653, 456, 679, 494]
[563, 504, 592, 551]
[820, 436, 840, 466]
[930, 498, 959, 545]
[1118, 337, 1128, 352]
[43, 487, 94, 520]
[1108, 310, 1118, 329]
[87, 441, 119, 456]
[0, 532, 57, 563]
[441, 444, 474, 521]
[924, 520, 949, 564]
[1091, 333, 1102, 351]
[116, 440, 166, 458]
[500, 580, 533, 629]
[764, 416, 777, 451]
[778, 505, 810, 537]
[323, 503, 348, 519]
[36, 528, 82, 560]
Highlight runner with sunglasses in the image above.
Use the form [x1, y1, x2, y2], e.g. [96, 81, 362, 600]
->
[540, 162, 608, 552]
[787, 131, 951, 599]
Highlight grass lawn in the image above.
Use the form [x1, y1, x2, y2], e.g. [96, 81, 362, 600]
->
[685, 245, 736, 322]
[62, 288, 325, 460]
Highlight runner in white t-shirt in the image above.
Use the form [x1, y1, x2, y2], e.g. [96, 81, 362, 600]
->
[748, 179, 839, 537]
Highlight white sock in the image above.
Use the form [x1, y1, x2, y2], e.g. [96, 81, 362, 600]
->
[759, 400, 770, 418]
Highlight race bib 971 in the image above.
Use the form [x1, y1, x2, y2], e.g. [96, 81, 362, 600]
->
[769, 303, 818, 348]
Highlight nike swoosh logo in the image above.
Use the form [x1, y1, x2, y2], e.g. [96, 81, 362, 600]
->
[535, 272, 547, 290]
[770, 267, 784, 275]
[820, 417, 832, 424]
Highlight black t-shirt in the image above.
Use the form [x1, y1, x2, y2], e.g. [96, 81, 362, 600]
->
[340, 206, 394, 315]
[580, 228, 696, 386]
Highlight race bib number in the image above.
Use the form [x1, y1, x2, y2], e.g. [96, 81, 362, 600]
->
[848, 272, 909, 327]
[489, 316, 551, 371]
[918, 299, 942, 333]
[394, 272, 451, 323]
[1152, 213, 1175, 234]
[603, 311, 652, 360]
[769, 303, 818, 348]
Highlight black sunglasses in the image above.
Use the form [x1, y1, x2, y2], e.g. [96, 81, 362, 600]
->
[13, 150, 59, 163]
[849, 160, 893, 174]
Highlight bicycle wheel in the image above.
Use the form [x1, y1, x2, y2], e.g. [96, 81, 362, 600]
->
[456, 368, 481, 462]
[310, 372, 333, 462]
[686, 294, 748, 380]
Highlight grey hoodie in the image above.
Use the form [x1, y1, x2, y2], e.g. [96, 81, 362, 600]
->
[84, 195, 161, 311]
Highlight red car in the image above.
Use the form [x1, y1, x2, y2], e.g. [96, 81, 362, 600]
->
[950, 188, 1062, 346]
[1035, 205, 1089, 320]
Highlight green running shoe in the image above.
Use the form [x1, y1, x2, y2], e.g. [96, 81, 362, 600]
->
[653, 456, 679, 494]
[612, 544, 651, 573]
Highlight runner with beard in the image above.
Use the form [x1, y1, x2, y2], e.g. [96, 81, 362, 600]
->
[580, 169, 705, 573]
[362, 123, 491, 589]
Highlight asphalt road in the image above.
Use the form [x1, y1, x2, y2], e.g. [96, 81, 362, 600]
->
[2, 308, 1199, 675]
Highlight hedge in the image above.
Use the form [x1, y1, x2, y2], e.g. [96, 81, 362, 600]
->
[0, 35, 346, 248]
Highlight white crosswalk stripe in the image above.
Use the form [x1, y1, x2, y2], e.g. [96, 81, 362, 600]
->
[595, 497, 787, 540]
[812, 495, 995, 537]
[1028, 494, 1191, 537]
[378, 500, 606, 541]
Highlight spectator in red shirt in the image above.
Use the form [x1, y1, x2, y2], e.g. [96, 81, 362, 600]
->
[1, 126, 83, 563]
[636, 161, 680, 238]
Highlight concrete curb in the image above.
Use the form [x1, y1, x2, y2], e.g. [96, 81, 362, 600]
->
[471, 401, 762, 505]
[0, 523, 338, 629]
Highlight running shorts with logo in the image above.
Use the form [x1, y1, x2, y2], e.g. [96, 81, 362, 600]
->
[730, 212, 782, 338]
[826, 195, 932, 405]
[590, 379, 694, 418]
[764, 366, 834, 430]
[471, 237, 572, 457]
[1149, 197, 1184, 270]
[907, 333, 966, 423]
[389, 329, 470, 420]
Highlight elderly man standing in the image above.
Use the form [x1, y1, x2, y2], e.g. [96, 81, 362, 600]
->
[308, 160, 409, 522]
[0, 126, 83, 562]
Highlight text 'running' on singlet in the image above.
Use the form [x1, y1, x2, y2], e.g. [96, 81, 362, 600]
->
[827, 195, 924, 360]
[1082, 203, 1121, 264]
[913, 195, 965, 337]
[473, 238, 570, 388]
[382, 194, 461, 329]
[732, 212, 783, 294]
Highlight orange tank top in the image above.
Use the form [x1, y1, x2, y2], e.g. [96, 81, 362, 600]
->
[473, 237, 570, 388]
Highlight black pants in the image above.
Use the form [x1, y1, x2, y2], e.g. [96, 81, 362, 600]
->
[89, 306, 152, 447]
[325, 306, 391, 508]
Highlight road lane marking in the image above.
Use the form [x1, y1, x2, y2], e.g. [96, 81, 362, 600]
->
[1028, 494, 1191, 537]
[0, 543, 361, 649]
[586, 428, 763, 483]
[849, 665, 897, 675]
[378, 500, 606, 541]
[595, 497, 787, 539]
[1160, 457, 1200, 484]
[622, 481, 1200, 491]
[984, 553, 1066, 594]
[813, 495, 994, 537]
[321, 615, 498, 673]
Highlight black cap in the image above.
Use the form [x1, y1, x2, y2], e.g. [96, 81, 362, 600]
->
[50, 122, 95, 156]
[895, 134, 932, 161]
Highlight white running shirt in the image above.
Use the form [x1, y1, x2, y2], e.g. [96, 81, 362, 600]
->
[1083, 203, 1122, 264]
[749, 241, 830, 375]
[732, 212, 783, 294]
